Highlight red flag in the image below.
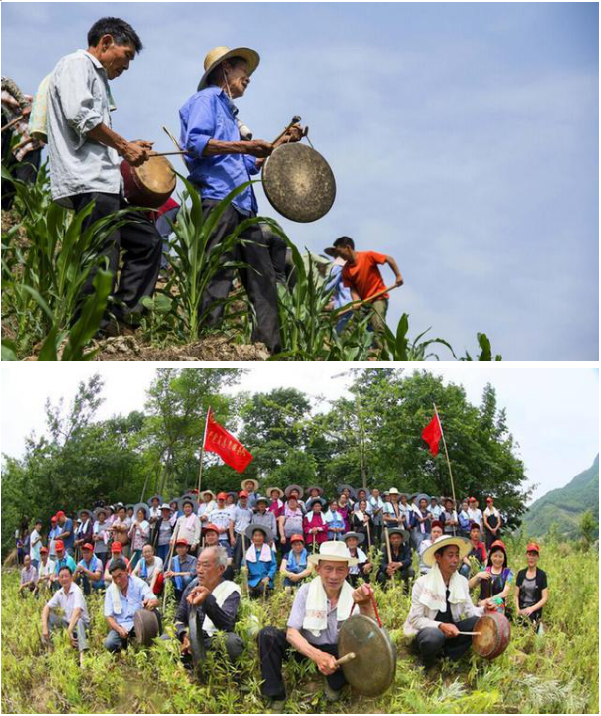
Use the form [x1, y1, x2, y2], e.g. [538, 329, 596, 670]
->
[204, 409, 253, 473]
[422, 414, 442, 456]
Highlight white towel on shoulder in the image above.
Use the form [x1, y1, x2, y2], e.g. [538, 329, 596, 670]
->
[418, 562, 465, 612]
[108, 582, 122, 614]
[303, 576, 354, 637]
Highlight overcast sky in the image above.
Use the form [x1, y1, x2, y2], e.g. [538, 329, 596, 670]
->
[1, 2, 598, 359]
[1, 364, 598, 503]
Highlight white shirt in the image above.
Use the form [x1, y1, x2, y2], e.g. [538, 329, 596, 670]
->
[39, 558, 56, 579]
[47, 582, 90, 624]
[198, 500, 217, 520]
[467, 507, 483, 527]
[30, 529, 42, 560]
[47, 50, 121, 204]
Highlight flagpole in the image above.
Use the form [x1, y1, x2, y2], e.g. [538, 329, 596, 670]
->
[433, 403, 457, 536]
[197, 406, 211, 496]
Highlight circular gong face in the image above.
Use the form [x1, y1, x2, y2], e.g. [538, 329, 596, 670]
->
[133, 609, 159, 646]
[473, 612, 510, 659]
[262, 143, 336, 223]
[338, 614, 397, 697]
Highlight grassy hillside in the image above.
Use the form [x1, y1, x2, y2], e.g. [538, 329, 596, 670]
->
[523, 456, 599, 538]
[1, 535, 598, 714]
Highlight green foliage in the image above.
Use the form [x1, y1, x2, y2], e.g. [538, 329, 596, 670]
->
[2, 537, 597, 713]
[522, 455, 599, 539]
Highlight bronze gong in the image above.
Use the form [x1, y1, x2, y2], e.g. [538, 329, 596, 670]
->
[133, 608, 160, 646]
[262, 142, 336, 223]
[337, 614, 397, 697]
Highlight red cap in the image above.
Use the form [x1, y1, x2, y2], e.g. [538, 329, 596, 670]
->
[486, 497, 493, 503]
[489, 539, 506, 552]
[55, 540, 64, 551]
[430, 520, 443, 530]
[56, 510, 66, 519]
[82, 543, 94, 551]
[290, 533, 305, 543]
[175, 538, 189, 547]
[239, 490, 249, 498]
[51, 515, 58, 522]
[217, 492, 227, 500]
[111, 542, 122, 552]
[40, 547, 49, 554]
[204, 523, 219, 534]
[526, 542, 540, 554]
[469, 497, 477, 503]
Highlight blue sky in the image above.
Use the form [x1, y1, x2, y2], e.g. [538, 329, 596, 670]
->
[2, 2, 598, 359]
[1, 364, 598, 503]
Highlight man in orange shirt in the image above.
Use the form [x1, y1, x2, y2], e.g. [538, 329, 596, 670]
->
[325, 236, 403, 348]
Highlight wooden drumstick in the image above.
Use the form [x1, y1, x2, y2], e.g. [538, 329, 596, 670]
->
[161, 126, 189, 167]
[335, 651, 356, 666]
[271, 115, 302, 145]
[457, 631, 482, 636]
[1, 114, 26, 133]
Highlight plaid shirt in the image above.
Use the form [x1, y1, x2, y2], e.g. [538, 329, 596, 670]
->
[1, 78, 43, 161]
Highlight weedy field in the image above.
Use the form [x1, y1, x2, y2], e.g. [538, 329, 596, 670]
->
[1, 535, 597, 714]
[2, 165, 501, 362]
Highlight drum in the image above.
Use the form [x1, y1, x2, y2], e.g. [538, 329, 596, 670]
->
[262, 142, 336, 223]
[337, 614, 396, 697]
[121, 155, 176, 209]
[473, 612, 511, 659]
[133, 608, 160, 646]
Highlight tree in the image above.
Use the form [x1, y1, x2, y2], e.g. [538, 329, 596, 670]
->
[578, 510, 598, 549]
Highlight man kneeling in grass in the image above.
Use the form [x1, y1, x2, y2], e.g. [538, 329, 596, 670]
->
[41, 565, 91, 666]
[103, 558, 159, 652]
[258, 540, 377, 710]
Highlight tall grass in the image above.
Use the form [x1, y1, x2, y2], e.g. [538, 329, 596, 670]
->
[1, 536, 596, 713]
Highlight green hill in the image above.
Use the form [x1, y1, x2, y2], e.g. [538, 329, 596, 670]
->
[523, 455, 599, 538]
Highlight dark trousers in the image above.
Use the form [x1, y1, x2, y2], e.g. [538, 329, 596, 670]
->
[1, 144, 42, 210]
[258, 626, 346, 699]
[414, 616, 479, 666]
[376, 565, 414, 591]
[199, 200, 281, 354]
[249, 582, 272, 599]
[232, 533, 245, 571]
[70, 192, 162, 324]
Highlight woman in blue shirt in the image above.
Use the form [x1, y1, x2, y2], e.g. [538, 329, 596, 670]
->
[244, 524, 277, 598]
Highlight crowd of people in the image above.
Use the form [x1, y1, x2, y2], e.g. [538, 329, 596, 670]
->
[2, 16, 404, 354]
[15, 477, 549, 703]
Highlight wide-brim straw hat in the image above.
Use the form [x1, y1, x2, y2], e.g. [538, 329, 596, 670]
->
[200, 490, 216, 501]
[266, 486, 284, 499]
[342, 531, 365, 545]
[147, 494, 162, 506]
[285, 484, 304, 499]
[241, 478, 259, 492]
[387, 487, 400, 495]
[422, 535, 471, 567]
[133, 502, 149, 519]
[254, 494, 269, 506]
[305, 485, 324, 497]
[386, 527, 410, 542]
[77, 508, 92, 521]
[416, 493, 430, 505]
[159, 503, 172, 512]
[337, 484, 357, 499]
[308, 540, 358, 567]
[94, 506, 108, 520]
[197, 46, 260, 91]
[306, 497, 327, 511]
[244, 523, 274, 543]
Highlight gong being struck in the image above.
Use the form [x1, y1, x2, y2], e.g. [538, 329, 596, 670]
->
[337, 614, 397, 697]
[262, 142, 336, 224]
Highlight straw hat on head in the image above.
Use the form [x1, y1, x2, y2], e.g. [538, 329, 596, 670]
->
[387, 527, 410, 543]
[308, 540, 358, 567]
[200, 490, 216, 501]
[197, 46, 260, 91]
[241, 477, 259, 492]
[266, 486, 284, 499]
[342, 531, 365, 545]
[388, 487, 400, 496]
[244, 523, 274, 543]
[422, 534, 471, 567]
[284, 484, 303, 499]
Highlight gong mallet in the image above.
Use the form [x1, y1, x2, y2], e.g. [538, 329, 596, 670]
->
[272, 115, 302, 145]
[337, 283, 403, 317]
[335, 651, 357, 666]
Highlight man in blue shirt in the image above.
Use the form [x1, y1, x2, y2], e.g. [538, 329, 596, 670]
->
[104, 559, 159, 652]
[179, 46, 302, 354]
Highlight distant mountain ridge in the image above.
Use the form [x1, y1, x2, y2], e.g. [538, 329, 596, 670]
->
[522, 455, 599, 537]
